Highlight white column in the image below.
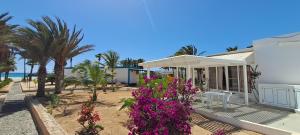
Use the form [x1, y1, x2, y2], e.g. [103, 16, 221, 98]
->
[176, 67, 179, 78]
[243, 65, 249, 105]
[147, 68, 150, 78]
[192, 68, 195, 87]
[215, 67, 218, 90]
[205, 67, 209, 90]
[237, 65, 240, 92]
[225, 66, 229, 91]
[186, 65, 191, 80]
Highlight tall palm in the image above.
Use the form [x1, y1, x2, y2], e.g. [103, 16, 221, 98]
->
[70, 57, 73, 68]
[0, 12, 18, 45]
[26, 59, 37, 81]
[136, 58, 145, 69]
[120, 58, 133, 68]
[0, 12, 17, 80]
[1, 56, 16, 79]
[0, 45, 10, 80]
[14, 18, 56, 97]
[41, 16, 94, 94]
[226, 46, 238, 52]
[174, 45, 206, 56]
[102, 50, 119, 91]
[95, 53, 102, 63]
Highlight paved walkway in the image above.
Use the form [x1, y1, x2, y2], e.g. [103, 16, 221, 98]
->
[0, 82, 38, 135]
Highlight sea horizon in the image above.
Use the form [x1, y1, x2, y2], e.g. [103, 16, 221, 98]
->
[0, 73, 29, 78]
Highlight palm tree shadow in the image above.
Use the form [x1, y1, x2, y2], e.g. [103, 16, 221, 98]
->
[0, 101, 28, 118]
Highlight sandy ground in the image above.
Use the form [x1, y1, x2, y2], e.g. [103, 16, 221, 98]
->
[40, 90, 132, 135]
[37, 88, 261, 135]
[21, 81, 54, 92]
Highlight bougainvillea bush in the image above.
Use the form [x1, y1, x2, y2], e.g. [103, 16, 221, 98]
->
[128, 76, 198, 135]
[77, 97, 103, 135]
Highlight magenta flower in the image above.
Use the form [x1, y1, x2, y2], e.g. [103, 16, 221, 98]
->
[128, 76, 198, 135]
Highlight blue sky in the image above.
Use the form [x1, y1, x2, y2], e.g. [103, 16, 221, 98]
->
[1, 0, 300, 73]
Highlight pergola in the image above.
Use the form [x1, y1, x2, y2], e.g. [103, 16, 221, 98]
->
[139, 54, 252, 105]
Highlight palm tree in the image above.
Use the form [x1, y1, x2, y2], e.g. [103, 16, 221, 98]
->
[226, 46, 238, 52]
[72, 60, 91, 76]
[85, 62, 106, 101]
[0, 55, 16, 79]
[0, 12, 18, 45]
[174, 45, 206, 56]
[120, 58, 133, 68]
[120, 58, 145, 69]
[95, 53, 102, 63]
[14, 18, 56, 97]
[41, 16, 93, 94]
[0, 45, 10, 80]
[136, 58, 145, 69]
[72, 61, 106, 100]
[26, 59, 37, 81]
[0, 12, 17, 81]
[102, 50, 119, 91]
[70, 57, 73, 68]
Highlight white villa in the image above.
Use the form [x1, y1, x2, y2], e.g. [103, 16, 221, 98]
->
[139, 32, 300, 111]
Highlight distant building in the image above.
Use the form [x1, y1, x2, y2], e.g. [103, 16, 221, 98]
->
[64, 67, 143, 85]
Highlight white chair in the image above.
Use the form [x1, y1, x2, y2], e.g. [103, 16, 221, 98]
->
[222, 91, 232, 110]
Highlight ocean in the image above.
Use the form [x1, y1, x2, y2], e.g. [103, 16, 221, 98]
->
[0, 73, 29, 78]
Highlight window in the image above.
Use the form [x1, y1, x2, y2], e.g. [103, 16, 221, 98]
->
[228, 66, 238, 91]
[209, 67, 216, 89]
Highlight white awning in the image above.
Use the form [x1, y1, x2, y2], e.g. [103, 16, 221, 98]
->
[209, 52, 254, 65]
[139, 54, 250, 68]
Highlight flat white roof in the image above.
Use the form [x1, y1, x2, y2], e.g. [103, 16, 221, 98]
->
[139, 54, 251, 68]
[210, 51, 255, 65]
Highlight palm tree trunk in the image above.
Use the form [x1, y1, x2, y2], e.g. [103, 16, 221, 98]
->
[54, 61, 64, 94]
[29, 64, 34, 81]
[111, 69, 115, 92]
[23, 58, 26, 80]
[37, 65, 47, 97]
[5, 72, 8, 79]
[0, 72, 2, 81]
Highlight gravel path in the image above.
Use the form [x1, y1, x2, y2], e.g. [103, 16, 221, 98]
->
[0, 82, 38, 135]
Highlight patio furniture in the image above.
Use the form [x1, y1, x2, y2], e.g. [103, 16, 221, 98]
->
[203, 91, 232, 110]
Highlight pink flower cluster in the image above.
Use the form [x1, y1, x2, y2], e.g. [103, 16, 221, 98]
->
[128, 77, 198, 135]
[77, 97, 103, 135]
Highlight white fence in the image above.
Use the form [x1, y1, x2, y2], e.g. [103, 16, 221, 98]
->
[259, 83, 300, 110]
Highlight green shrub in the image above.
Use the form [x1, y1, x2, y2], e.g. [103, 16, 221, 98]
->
[0, 78, 13, 89]
[64, 77, 81, 88]
[50, 94, 60, 107]
[47, 94, 60, 114]
[46, 74, 55, 85]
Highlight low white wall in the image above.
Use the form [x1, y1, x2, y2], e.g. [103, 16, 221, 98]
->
[259, 83, 297, 109]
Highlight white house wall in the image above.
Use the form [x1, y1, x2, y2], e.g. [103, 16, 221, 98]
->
[253, 33, 300, 85]
[64, 68, 138, 84]
[114, 68, 137, 84]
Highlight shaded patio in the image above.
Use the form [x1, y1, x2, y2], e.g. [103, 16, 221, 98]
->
[192, 98, 300, 134]
[139, 54, 254, 105]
